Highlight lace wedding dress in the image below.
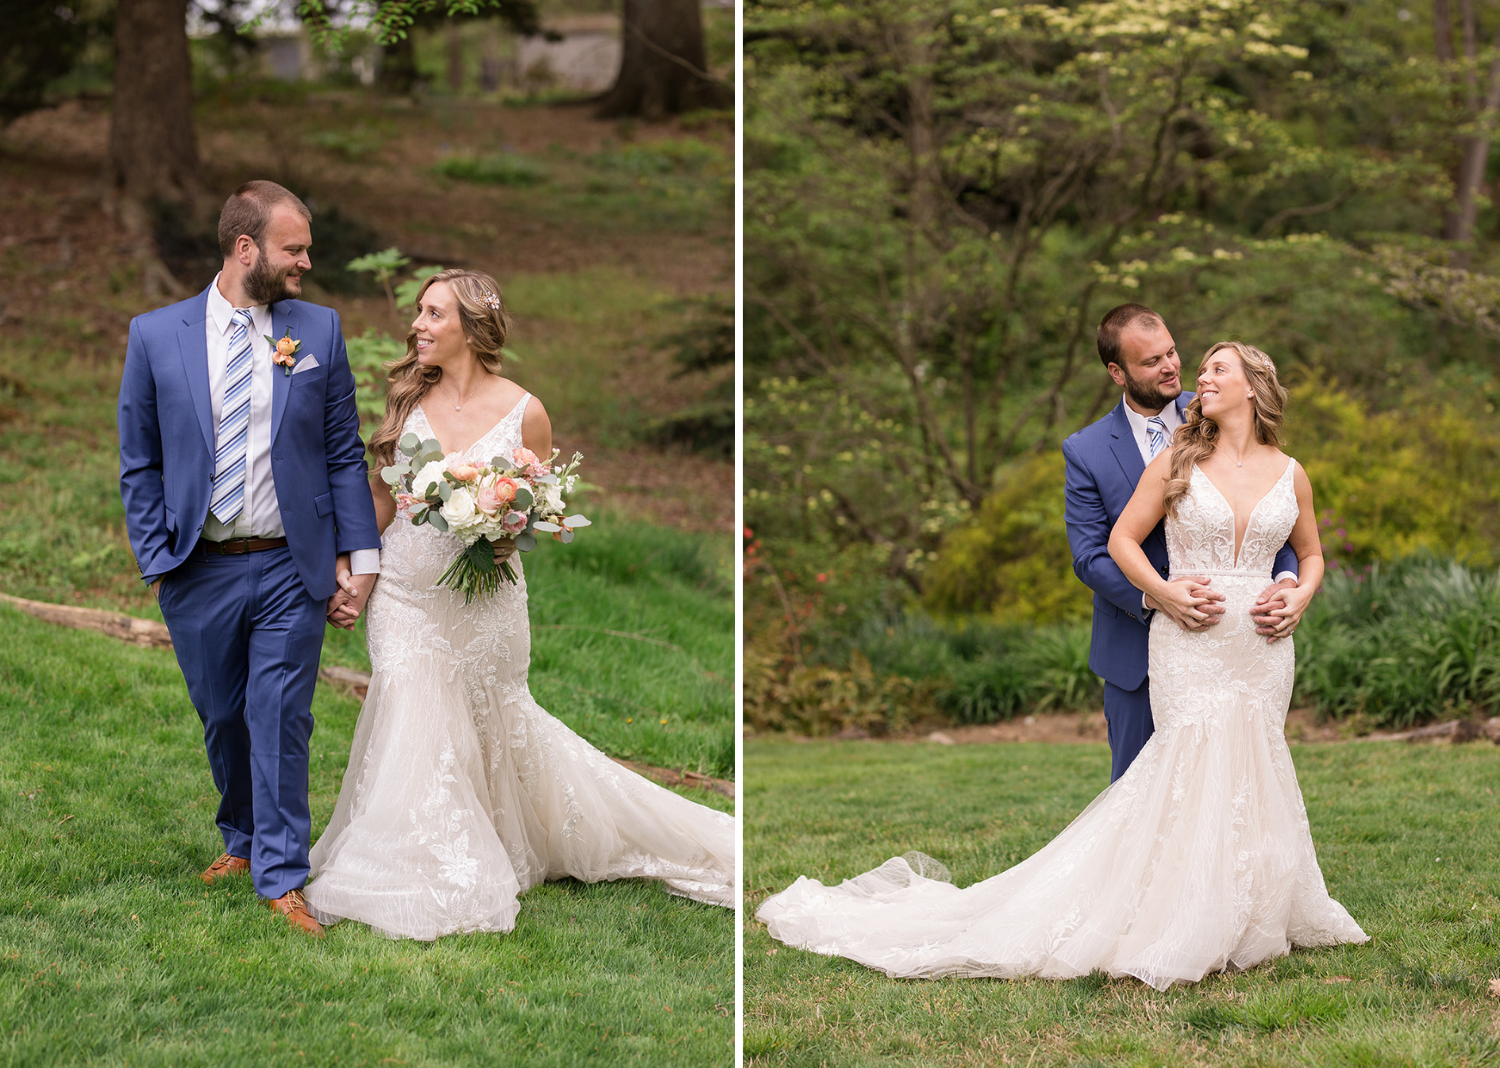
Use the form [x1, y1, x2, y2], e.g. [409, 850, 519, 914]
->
[757, 457, 1367, 989]
[304, 396, 734, 939]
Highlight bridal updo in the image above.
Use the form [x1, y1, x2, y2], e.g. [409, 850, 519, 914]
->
[369, 269, 514, 468]
[1162, 341, 1288, 518]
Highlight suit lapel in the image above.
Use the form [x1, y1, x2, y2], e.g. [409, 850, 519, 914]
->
[177, 288, 215, 454]
[269, 301, 298, 445]
[1107, 399, 1145, 488]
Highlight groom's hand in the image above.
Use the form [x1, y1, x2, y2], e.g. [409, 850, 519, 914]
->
[327, 554, 376, 630]
[1153, 576, 1226, 632]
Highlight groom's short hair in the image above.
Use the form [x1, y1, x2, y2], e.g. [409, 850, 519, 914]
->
[1097, 304, 1164, 368]
[218, 180, 312, 258]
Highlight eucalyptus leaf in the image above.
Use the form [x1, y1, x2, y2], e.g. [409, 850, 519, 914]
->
[533, 521, 561, 532]
[380, 467, 402, 485]
[560, 529, 574, 544]
[563, 515, 592, 527]
[515, 531, 536, 552]
[427, 511, 449, 532]
[421, 438, 442, 455]
[438, 481, 452, 501]
[399, 432, 420, 453]
[513, 486, 534, 510]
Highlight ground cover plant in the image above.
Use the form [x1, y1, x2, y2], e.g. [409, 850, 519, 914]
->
[743, 738, 1500, 1067]
[0, 605, 732, 1067]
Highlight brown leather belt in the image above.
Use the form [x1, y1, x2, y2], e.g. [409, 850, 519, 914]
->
[198, 537, 289, 555]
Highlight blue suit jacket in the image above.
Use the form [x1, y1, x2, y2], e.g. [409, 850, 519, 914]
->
[118, 286, 381, 600]
[1061, 394, 1299, 691]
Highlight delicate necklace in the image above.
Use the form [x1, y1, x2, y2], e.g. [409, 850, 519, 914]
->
[441, 375, 481, 412]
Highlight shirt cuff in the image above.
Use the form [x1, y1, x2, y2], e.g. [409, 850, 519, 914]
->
[1273, 571, 1298, 586]
[349, 548, 381, 576]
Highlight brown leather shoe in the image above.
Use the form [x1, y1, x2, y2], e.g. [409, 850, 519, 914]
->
[201, 853, 251, 884]
[267, 889, 324, 937]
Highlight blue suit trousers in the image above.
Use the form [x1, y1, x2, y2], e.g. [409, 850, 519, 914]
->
[157, 545, 325, 899]
[1104, 678, 1154, 784]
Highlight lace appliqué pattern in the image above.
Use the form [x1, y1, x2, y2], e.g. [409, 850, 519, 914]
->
[756, 456, 1368, 989]
[304, 396, 734, 940]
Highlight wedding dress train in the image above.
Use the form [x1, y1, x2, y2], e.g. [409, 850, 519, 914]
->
[305, 397, 734, 939]
[756, 458, 1367, 989]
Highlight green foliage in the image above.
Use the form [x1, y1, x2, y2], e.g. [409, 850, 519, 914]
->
[345, 329, 406, 430]
[1286, 384, 1500, 572]
[645, 296, 735, 458]
[924, 452, 1093, 624]
[1296, 556, 1500, 728]
[744, 738, 1500, 1065]
[305, 127, 389, 160]
[435, 151, 550, 187]
[0, 604, 732, 1066]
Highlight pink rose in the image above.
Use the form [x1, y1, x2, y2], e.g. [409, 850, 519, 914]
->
[512, 447, 540, 467]
[490, 476, 518, 506]
[502, 510, 528, 534]
[447, 460, 480, 482]
[475, 485, 502, 514]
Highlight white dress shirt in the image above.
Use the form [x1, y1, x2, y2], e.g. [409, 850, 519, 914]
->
[1122, 394, 1183, 465]
[1120, 394, 1295, 607]
[202, 275, 379, 576]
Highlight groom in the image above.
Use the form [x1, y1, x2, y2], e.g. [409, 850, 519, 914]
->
[1062, 303, 1305, 783]
[119, 180, 381, 936]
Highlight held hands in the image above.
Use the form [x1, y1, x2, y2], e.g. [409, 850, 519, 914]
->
[1252, 578, 1311, 643]
[327, 553, 377, 630]
[1148, 576, 1227, 632]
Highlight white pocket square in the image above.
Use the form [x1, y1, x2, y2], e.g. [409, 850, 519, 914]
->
[291, 354, 320, 374]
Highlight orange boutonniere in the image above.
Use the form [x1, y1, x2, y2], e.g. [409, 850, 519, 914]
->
[263, 328, 301, 375]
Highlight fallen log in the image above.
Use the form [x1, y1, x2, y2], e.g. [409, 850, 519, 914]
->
[0, 592, 172, 649]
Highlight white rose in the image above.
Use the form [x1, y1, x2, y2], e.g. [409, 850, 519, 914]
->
[541, 484, 565, 514]
[413, 460, 447, 498]
[440, 487, 478, 527]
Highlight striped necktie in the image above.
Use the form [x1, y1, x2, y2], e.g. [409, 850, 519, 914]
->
[209, 308, 255, 525]
[1146, 416, 1169, 458]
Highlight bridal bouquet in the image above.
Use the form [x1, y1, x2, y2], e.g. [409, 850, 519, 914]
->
[381, 433, 590, 602]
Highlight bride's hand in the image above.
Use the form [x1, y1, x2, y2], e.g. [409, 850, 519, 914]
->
[492, 536, 517, 564]
[1154, 576, 1227, 632]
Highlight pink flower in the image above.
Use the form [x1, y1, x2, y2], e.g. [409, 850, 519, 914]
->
[513, 447, 541, 466]
[502, 510, 528, 534]
[475, 485, 502, 514]
[490, 476, 518, 505]
[447, 460, 480, 482]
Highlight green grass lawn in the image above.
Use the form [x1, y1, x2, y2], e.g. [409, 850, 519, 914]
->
[0, 603, 733, 1067]
[743, 739, 1500, 1067]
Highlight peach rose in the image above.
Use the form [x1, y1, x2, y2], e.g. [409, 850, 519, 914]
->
[489, 476, 518, 505]
[447, 461, 480, 482]
[276, 336, 297, 357]
[512, 447, 540, 467]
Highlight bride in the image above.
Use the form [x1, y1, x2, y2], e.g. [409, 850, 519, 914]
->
[756, 341, 1367, 990]
[304, 269, 734, 939]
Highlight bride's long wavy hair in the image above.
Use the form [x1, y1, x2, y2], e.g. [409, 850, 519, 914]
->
[1163, 341, 1288, 518]
[369, 269, 513, 468]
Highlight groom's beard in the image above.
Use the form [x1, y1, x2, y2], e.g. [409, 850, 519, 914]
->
[1122, 367, 1181, 412]
[243, 250, 304, 306]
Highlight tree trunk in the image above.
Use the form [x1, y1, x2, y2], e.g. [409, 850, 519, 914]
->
[446, 19, 464, 94]
[596, 0, 730, 119]
[108, 0, 199, 212]
[108, 0, 198, 299]
[380, 32, 419, 94]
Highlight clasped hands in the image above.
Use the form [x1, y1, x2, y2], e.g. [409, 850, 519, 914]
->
[325, 539, 519, 629]
[1144, 576, 1311, 643]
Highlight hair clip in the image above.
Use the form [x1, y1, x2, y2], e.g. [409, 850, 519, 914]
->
[479, 290, 501, 310]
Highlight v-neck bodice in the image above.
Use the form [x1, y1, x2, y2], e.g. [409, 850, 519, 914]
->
[1167, 458, 1298, 575]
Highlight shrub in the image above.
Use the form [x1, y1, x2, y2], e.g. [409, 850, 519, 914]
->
[1296, 556, 1500, 727]
[924, 451, 1093, 625]
[434, 152, 550, 187]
